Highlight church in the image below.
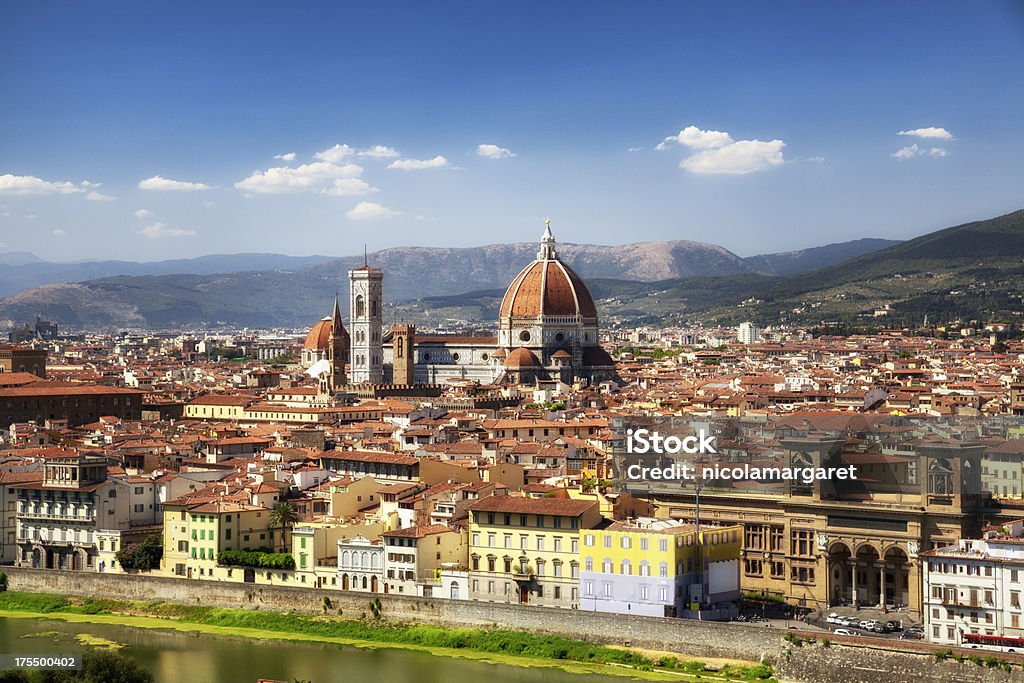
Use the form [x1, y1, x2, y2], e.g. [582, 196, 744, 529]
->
[302, 223, 618, 391]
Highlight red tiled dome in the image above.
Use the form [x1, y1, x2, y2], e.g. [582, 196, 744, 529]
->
[500, 259, 597, 319]
[304, 318, 333, 351]
[504, 347, 542, 368]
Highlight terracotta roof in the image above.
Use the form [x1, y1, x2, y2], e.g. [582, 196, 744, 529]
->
[382, 524, 455, 538]
[466, 494, 597, 517]
[504, 347, 541, 368]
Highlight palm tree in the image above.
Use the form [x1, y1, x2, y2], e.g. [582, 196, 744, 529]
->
[268, 501, 300, 552]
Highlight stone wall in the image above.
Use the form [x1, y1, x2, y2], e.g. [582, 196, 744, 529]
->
[4, 568, 1024, 682]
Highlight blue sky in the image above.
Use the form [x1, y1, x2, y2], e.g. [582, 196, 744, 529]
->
[1, 1, 1022, 262]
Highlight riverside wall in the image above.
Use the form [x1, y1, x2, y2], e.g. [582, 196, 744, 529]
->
[3, 568, 1023, 682]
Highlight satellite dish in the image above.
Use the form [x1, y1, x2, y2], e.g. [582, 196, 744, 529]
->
[307, 359, 332, 378]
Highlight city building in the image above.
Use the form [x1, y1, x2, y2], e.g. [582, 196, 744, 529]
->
[921, 519, 1024, 648]
[466, 495, 600, 608]
[579, 518, 741, 617]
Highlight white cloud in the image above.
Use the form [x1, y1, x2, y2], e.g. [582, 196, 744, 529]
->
[891, 144, 949, 160]
[138, 175, 212, 191]
[274, 152, 297, 161]
[358, 145, 400, 159]
[0, 174, 96, 196]
[627, 146, 644, 152]
[234, 161, 364, 194]
[346, 201, 400, 220]
[388, 155, 450, 170]
[679, 139, 786, 174]
[898, 127, 954, 140]
[314, 144, 355, 163]
[657, 126, 734, 150]
[134, 208, 154, 219]
[85, 191, 116, 202]
[52, 229, 67, 237]
[141, 222, 196, 239]
[477, 144, 516, 159]
[321, 178, 378, 196]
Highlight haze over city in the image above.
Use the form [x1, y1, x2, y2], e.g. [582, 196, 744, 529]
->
[1, 1, 1023, 262]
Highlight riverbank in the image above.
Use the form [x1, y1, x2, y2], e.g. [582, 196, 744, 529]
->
[0, 592, 775, 682]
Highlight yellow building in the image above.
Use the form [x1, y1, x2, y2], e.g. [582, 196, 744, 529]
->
[579, 518, 741, 617]
[465, 495, 602, 608]
[183, 395, 255, 420]
[162, 500, 272, 581]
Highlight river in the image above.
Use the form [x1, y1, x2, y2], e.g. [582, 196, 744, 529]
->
[0, 616, 633, 683]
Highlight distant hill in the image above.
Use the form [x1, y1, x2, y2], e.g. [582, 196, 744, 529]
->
[0, 218, 987, 331]
[580, 209, 1024, 327]
[0, 251, 45, 267]
[743, 238, 901, 276]
[0, 253, 338, 298]
[0, 240, 758, 329]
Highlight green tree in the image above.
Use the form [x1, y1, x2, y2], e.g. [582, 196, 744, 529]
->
[115, 535, 163, 572]
[268, 502, 300, 552]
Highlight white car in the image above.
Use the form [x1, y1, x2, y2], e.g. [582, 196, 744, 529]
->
[833, 629, 855, 636]
[826, 613, 841, 624]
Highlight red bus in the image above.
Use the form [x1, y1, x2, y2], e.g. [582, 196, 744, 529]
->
[962, 633, 1024, 652]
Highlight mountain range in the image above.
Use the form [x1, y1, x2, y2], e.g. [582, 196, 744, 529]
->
[8, 208, 1023, 331]
[0, 235, 901, 330]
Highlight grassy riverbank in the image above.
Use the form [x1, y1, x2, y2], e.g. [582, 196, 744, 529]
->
[0, 591, 775, 682]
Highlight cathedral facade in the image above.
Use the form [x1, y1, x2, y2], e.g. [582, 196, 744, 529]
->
[302, 223, 618, 391]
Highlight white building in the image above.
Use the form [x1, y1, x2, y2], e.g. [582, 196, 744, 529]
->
[337, 534, 384, 592]
[737, 322, 760, 345]
[921, 520, 1024, 648]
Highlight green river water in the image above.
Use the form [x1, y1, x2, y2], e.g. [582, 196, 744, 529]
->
[0, 616, 634, 683]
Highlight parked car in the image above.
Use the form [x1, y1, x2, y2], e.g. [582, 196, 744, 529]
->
[840, 617, 858, 627]
[834, 629, 855, 636]
[826, 613, 841, 624]
[859, 620, 875, 630]
[899, 629, 924, 640]
[870, 623, 888, 633]
[885, 620, 902, 631]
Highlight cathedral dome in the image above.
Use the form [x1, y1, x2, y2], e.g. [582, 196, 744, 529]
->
[504, 347, 542, 368]
[304, 317, 337, 351]
[499, 225, 597, 320]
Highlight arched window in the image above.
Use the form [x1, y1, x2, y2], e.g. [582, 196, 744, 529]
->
[397, 337, 404, 357]
[355, 295, 365, 318]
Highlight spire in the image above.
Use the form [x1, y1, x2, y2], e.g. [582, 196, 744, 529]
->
[537, 218, 558, 260]
[363, 244, 368, 267]
[332, 292, 343, 332]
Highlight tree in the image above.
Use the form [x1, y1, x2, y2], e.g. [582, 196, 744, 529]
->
[268, 502, 300, 552]
[115, 535, 163, 572]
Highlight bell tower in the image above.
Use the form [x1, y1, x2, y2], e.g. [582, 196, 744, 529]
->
[349, 259, 384, 384]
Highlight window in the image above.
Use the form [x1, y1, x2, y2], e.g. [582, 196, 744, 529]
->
[571, 538, 578, 553]
[584, 557, 593, 572]
[584, 580, 594, 596]
[640, 537, 648, 551]
[659, 538, 668, 552]
[621, 536, 631, 549]
[640, 585, 649, 600]
[659, 562, 668, 578]
[536, 536, 544, 551]
[791, 529, 814, 556]
[553, 538, 562, 552]
[584, 534, 594, 547]
[603, 535, 612, 548]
